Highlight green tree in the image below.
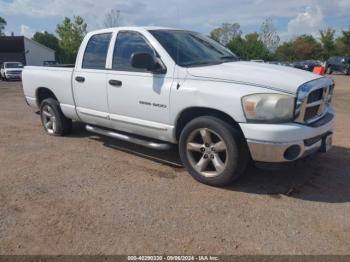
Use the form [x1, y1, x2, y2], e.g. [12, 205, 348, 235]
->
[293, 35, 323, 60]
[227, 35, 246, 59]
[319, 28, 336, 59]
[56, 16, 87, 63]
[0, 16, 7, 36]
[33, 31, 61, 61]
[335, 28, 350, 57]
[210, 23, 241, 46]
[275, 42, 295, 61]
[227, 32, 271, 60]
[275, 35, 322, 61]
[244, 33, 271, 60]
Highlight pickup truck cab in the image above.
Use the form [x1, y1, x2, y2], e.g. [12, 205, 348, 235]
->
[1, 62, 24, 81]
[22, 27, 335, 186]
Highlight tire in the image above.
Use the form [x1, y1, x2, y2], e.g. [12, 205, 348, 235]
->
[40, 98, 72, 136]
[179, 116, 249, 187]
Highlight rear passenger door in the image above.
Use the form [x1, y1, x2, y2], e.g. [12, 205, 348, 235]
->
[73, 32, 112, 127]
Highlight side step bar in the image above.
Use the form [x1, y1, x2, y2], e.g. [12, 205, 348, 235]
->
[85, 125, 172, 150]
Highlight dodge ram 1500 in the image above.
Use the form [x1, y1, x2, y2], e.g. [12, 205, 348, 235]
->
[22, 27, 335, 186]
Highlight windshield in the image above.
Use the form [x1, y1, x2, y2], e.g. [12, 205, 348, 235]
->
[149, 30, 238, 67]
[5, 63, 23, 69]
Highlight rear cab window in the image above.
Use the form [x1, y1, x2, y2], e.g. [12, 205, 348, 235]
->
[82, 33, 112, 69]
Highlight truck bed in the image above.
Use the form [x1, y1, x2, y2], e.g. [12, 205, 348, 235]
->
[22, 66, 77, 120]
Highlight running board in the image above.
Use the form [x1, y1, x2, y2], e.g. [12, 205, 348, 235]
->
[85, 125, 172, 150]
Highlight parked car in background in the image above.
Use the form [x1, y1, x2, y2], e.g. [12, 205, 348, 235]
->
[292, 60, 322, 72]
[0, 62, 24, 81]
[22, 27, 335, 187]
[266, 61, 285, 66]
[326, 56, 350, 75]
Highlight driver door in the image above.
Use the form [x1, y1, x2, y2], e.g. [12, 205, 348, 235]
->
[106, 30, 174, 140]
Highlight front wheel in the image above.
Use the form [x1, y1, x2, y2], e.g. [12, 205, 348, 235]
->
[179, 116, 249, 187]
[40, 98, 72, 136]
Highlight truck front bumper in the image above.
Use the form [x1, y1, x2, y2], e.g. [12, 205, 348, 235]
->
[239, 109, 335, 163]
[6, 73, 22, 80]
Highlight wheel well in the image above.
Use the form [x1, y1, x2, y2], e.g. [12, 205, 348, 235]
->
[175, 107, 243, 140]
[36, 87, 58, 106]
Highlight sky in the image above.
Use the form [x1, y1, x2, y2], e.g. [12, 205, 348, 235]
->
[0, 0, 349, 42]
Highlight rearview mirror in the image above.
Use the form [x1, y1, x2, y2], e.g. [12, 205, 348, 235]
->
[131, 53, 167, 74]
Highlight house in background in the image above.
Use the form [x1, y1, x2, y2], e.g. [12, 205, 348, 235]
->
[0, 36, 55, 66]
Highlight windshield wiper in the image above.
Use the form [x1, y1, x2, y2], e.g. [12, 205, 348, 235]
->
[182, 61, 223, 67]
[220, 56, 238, 61]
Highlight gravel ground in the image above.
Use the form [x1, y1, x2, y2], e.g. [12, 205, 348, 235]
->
[0, 75, 349, 255]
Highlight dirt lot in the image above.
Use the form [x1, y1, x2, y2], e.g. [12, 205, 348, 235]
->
[0, 75, 349, 255]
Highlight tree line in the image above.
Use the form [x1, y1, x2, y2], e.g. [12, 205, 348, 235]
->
[211, 19, 350, 62]
[0, 15, 349, 64]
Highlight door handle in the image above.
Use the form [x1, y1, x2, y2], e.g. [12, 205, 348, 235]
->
[109, 79, 122, 87]
[75, 76, 85, 83]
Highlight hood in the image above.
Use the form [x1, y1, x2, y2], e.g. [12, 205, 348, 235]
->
[187, 61, 322, 94]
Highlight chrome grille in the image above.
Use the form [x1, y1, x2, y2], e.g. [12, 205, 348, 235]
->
[8, 70, 22, 74]
[295, 77, 334, 124]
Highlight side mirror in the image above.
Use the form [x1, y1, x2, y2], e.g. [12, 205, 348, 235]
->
[131, 53, 167, 74]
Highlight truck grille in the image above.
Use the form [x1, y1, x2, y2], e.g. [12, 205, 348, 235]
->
[304, 105, 320, 122]
[307, 89, 323, 103]
[8, 71, 22, 74]
[295, 78, 334, 124]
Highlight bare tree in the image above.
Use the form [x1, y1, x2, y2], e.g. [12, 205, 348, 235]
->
[259, 18, 280, 52]
[104, 9, 121, 28]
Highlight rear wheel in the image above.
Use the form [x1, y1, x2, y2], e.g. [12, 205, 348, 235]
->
[179, 116, 249, 187]
[40, 98, 72, 136]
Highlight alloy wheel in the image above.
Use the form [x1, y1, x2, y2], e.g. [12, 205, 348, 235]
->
[41, 105, 57, 134]
[186, 128, 228, 178]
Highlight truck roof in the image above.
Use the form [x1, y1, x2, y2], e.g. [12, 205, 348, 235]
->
[87, 26, 184, 35]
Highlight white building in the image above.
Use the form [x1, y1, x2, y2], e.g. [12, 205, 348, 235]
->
[0, 36, 55, 66]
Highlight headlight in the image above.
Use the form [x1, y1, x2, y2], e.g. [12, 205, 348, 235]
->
[242, 93, 295, 123]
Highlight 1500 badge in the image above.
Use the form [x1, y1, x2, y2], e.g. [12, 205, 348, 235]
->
[139, 101, 167, 109]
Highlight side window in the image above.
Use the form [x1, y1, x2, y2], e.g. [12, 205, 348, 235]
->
[82, 33, 112, 69]
[112, 31, 155, 71]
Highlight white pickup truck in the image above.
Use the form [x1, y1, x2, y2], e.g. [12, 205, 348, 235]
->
[22, 27, 335, 186]
[1, 62, 24, 81]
